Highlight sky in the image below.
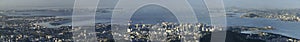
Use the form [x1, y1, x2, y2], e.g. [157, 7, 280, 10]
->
[1, 0, 300, 9]
[223, 0, 300, 8]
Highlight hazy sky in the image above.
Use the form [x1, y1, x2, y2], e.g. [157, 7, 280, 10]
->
[0, 0, 75, 9]
[223, 0, 300, 8]
[1, 0, 300, 9]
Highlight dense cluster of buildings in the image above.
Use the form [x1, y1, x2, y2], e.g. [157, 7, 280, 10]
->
[124, 22, 215, 42]
[242, 32, 300, 42]
[229, 26, 300, 42]
[0, 9, 300, 42]
[0, 26, 73, 42]
[0, 15, 73, 42]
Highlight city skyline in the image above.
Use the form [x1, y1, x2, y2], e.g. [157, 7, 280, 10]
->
[1, 0, 300, 10]
[1, 0, 300, 42]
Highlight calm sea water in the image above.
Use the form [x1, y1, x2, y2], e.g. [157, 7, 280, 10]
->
[227, 13, 300, 39]
[3, 10, 300, 39]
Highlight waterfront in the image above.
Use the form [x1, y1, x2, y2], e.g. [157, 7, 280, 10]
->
[1, 8, 300, 42]
[227, 12, 300, 39]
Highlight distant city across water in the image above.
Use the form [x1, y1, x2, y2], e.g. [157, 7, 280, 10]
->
[3, 11, 300, 40]
[2, 5, 300, 39]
